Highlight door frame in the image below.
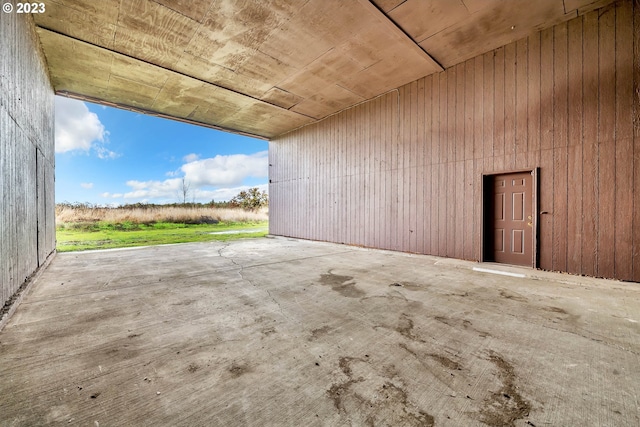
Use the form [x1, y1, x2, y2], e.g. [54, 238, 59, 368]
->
[481, 168, 539, 268]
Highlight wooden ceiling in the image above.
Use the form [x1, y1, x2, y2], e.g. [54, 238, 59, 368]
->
[34, 0, 614, 139]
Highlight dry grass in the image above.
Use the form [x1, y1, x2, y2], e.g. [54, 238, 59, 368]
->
[56, 204, 268, 225]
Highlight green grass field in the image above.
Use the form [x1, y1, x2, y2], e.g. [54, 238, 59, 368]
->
[56, 221, 269, 252]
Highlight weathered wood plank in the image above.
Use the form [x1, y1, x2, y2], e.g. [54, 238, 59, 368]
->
[515, 38, 528, 169]
[494, 46, 505, 166]
[552, 23, 569, 273]
[473, 55, 484, 260]
[409, 81, 418, 252]
[581, 11, 599, 277]
[483, 51, 494, 172]
[540, 27, 554, 152]
[527, 32, 541, 168]
[504, 42, 517, 170]
[431, 74, 440, 255]
[633, 0, 640, 282]
[567, 16, 584, 275]
[455, 63, 465, 257]
[539, 148, 554, 270]
[447, 65, 457, 164]
[397, 86, 406, 250]
[423, 76, 433, 254]
[416, 78, 426, 254]
[597, 5, 616, 278]
[464, 59, 475, 259]
[473, 55, 484, 160]
[1, 12, 55, 309]
[614, 0, 634, 280]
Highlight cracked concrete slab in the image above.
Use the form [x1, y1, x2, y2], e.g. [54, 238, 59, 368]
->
[0, 237, 639, 426]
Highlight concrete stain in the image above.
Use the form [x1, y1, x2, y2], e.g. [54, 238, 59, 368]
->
[308, 325, 331, 341]
[319, 271, 365, 298]
[260, 326, 276, 336]
[327, 356, 434, 426]
[499, 289, 528, 303]
[396, 313, 424, 343]
[434, 315, 491, 338]
[427, 353, 462, 371]
[478, 351, 532, 427]
[228, 362, 251, 378]
[389, 282, 424, 291]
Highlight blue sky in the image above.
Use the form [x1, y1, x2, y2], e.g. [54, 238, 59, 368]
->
[54, 96, 268, 205]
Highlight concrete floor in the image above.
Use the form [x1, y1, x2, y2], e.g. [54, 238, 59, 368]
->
[0, 237, 639, 427]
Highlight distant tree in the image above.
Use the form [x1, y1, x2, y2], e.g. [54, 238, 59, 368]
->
[229, 187, 268, 211]
[179, 177, 191, 204]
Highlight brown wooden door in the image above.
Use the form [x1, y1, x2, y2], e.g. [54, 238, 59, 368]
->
[489, 172, 534, 266]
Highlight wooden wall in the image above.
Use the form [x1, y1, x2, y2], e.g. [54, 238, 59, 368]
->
[270, 0, 640, 282]
[0, 13, 56, 309]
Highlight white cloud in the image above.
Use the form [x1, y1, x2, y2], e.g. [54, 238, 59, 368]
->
[95, 145, 120, 160]
[123, 178, 183, 200]
[54, 96, 119, 158]
[119, 179, 268, 203]
[100, 151, 269, 203]
[80, 182, 93, 189]
[101, 192, 123, 198]
[183, 153, 200, 162]
[55, 96, 105, 153]
[181, 151, 268, 187]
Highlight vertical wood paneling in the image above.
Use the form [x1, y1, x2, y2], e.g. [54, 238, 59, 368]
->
[373, 97, 380, 247]
[472, 56, 483, 260]
[528, 33, 541, 167]
[364, 101, 371, 247]
[614, 0, 634, 279]
[401, 82, 417, 252]
[446, 67, 456, 258]
[598, 5, 616, 278]
[515, 38, 528, 169]
[633, 0, 640, 280]
[483, 51, 494, 171]
[567, 17, 584, 275]
[582, 10, 599, 277]
[416, 79, 425, 254]
[423, 76, 433, 255]
[409, 81, 418, 252]
[504, 42, 517, 170]
[553, 23, 569, 272]
[493, 47, 505, 171]
[269, 0, 639, 282]
[438, 72, 448, 256]
[455, 63, 465, 258]
[1, 12, 55, 309]
[539, 27, 554, 271]
[389, 92, 396, 250]
[464, 59, 475, 260]
[431, 74, 440, 255]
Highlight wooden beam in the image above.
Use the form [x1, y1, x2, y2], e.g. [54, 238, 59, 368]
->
[356, 0, 444, 72]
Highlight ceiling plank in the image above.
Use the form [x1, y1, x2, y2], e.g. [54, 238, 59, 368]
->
[33, 0, 119, 48]
[357, 0, 444, 72]
[37, 28, 314, 139]
[388, 0, 471, 43]
[418, 0, 572, 68]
